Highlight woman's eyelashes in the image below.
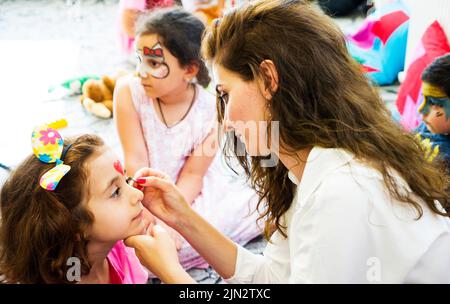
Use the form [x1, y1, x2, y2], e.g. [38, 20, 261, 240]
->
[217, 91, 229, 105]
[215, 86, 229, 105]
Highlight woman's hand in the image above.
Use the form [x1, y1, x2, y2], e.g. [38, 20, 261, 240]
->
[133, 168, 192, 229]
[155, 219, 185, 251]
[133, 168, 239, 281]
[125, 224, 196, 284]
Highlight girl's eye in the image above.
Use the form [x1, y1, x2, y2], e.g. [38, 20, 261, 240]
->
[147, 60, 162, 68]
[111, 187, 121, 199]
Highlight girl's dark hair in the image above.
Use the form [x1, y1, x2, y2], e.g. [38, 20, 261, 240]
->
[202, 0, 449, 239]
[422, 53, 450, 97]
[136, 7, 211, 88]
[0, 134, 104, 283]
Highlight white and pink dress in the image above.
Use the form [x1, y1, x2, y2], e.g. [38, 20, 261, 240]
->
[127, 76, 263, 269]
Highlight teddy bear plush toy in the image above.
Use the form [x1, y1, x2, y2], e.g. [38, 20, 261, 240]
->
[80, 75, 116, 119]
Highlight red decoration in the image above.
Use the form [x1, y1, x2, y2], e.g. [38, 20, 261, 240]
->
[396, 21, 450, 119]
[143, 46, 163, 57]
[371, 10, 409, 45]
[114, 160, 124, 176]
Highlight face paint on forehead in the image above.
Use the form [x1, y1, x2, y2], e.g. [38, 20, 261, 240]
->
[136, 42, 170, 79]
[113, 160, 124, 176]
[143, 42, 164, 60]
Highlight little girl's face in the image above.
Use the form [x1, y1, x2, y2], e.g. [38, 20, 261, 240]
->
[423, 105, 450, 134]
[136, 34, 192, 99]
[85, 147, 146, 243]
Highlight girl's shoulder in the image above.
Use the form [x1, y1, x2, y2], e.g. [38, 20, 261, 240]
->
[117, 75, 149, 111]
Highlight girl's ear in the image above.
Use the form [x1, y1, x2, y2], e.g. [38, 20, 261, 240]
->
[184, 62, 200, 82]
[258, 60, 279, 100]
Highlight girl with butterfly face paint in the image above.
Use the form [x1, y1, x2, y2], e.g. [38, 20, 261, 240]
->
[136, 42, 170, 80]
[114, 7, 263, 273]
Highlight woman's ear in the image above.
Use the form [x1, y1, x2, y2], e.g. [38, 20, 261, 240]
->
[258, 60, 279, 99]
[184, 62, 200, 82]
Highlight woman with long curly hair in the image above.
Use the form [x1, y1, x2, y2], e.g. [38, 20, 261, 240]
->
[124, 0, 450, 283]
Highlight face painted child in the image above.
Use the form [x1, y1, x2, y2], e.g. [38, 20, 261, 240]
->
[419, 82, 450, 135]
[0, 130, 150, 283]
[86, 148, 147, 243]
[135, 33, 198, 101]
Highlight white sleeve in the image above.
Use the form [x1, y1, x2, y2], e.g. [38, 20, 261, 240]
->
[405, 232, 450, 283]
[224, 245, 265, 284]
[225, 232, 291, 284]
[288, 176, 376, 283]
[226, 172, 386, 284]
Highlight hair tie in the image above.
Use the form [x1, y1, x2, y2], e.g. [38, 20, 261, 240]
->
[60, 143, 72, 162]
[31, 125, 71, 191]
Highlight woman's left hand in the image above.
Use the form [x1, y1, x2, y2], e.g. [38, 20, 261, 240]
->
[125, 224, 196, 283]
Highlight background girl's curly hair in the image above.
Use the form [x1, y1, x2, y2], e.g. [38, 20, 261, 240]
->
[135, 7, 211, 88]
[0, 134, 104, 283]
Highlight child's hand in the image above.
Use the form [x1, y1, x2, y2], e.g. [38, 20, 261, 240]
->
[125, 224, 191, 283]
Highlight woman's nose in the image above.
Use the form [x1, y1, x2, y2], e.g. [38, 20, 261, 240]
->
[223, 105, 235, 131]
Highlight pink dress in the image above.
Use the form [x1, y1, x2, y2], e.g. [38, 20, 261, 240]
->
[118, 0, 174, 55]
[107, 241, 149, 284]
[127, 76, 263, 269]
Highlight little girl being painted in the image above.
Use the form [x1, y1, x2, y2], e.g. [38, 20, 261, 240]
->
[114, 7, 262, 270]
[0, 126, 148, 284]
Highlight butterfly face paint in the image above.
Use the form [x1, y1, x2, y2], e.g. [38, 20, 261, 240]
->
[113, 160, 141, 189]
[136, 42, 170, 79]
[114, 160, 124, 176]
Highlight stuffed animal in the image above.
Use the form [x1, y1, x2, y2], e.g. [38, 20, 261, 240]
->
[80, 75, 117, 119]
[61, 75, 100, 95]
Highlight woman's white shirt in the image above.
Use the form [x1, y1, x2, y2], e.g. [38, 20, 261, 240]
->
[225, 147, 450, 283]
